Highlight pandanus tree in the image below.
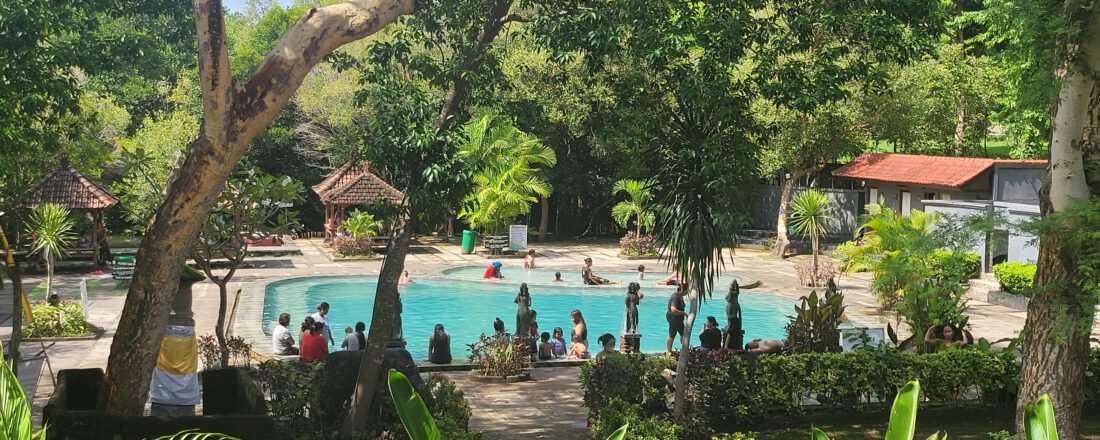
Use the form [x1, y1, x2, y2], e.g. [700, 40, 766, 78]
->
[787, 189, 835, 286]
[610, 179, 655, 236]
[26, 203, 76, 299]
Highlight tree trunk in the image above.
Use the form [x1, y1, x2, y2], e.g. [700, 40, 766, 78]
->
[214, 279, 230, 368]
[773, 172, 800, 258]
[46, 252, 53, 298]
[811, 234, 819, 285]
[539, 197, 550, 241]
[1015, 14, 1100, 438]
[343, 0, 515, 434]
[99, 0, 416, 415]
[1, 226, 23, 376]
[672, 282, 699, 420]
[343, 211, 416, 434]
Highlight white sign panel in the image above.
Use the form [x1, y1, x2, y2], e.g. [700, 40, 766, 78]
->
[78, 278, 89, 321]
[508, 225, 528, 251]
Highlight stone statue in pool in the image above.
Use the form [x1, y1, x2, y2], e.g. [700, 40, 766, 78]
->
[514, 283, 532, 336]
[624, 281, 642, 334]
[725, 280, 743, 350]
[390, 292, 404, 344]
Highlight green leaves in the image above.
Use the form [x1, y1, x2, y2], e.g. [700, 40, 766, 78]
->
[884, 381, 920, 440]
[605, 423, 629, 440]
[0, 340, 45, 440]
[610, 179, 655, 234]
[146, 430, 240, 440]
[789, 189, 835, 241]
[1024, 394, 1058, 440]
[26, 204, 76, 261]
[342, 210, 383, 239]
[388, 370, 441, 440]
[457, 112, 556, 233]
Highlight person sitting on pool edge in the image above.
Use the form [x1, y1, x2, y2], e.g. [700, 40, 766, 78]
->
[429, 323, 452, 364]
[538, 332, 555, 360]
[271, 313, 298, 355]
[595, 333, 617, 359]
[745, 338, 785, 354]
[524, 249, 536, 269]
[656, 270, 680, 286]
[483, 261, 504, 279]
[551, 327, 568, 357]
[698, 316, 723, 351]
[582, 257, 618, 285]
[492, 317, 509, 342]
[300, 320, 329, 362]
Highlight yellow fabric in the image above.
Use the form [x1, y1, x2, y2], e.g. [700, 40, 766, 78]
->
[19, 287, 32, 325]
[156, 335, 198, 375]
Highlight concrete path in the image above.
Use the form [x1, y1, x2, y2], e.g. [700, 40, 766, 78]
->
[442, 367, 589, 440]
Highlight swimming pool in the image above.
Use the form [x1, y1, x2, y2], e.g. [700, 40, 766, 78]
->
[263, 275, 793, 360]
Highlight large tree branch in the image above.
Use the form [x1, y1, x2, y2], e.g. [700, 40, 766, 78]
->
[433, 0, 514, 131]
[234, 0, 418, 146]
[101, 0, 417, 415]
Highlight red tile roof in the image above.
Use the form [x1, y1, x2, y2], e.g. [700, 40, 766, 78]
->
[312, 161, 404, 206]
[23, 158, 119, 209]
[832, 153, 1047, 189]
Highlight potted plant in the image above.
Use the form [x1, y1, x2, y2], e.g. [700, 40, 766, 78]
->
[611, 179, 658, 258]
[466, 334, 534, 383]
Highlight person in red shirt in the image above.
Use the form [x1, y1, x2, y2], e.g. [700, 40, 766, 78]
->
[299, 318, 328, 362]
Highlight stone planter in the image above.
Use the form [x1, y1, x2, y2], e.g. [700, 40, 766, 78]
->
[24, 327, 105, 342]
[468, 371, 531, 383]
[987, 290, 1029, 310]
[617, 253, 661, 260]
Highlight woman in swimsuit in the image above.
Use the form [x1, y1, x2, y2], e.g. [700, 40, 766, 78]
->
[568, 309, 589, 359]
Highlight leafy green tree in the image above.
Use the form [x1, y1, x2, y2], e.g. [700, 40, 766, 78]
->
[758, 100, 868, 258]
[788, 189, 835, 284]
[26, 204, 77, 299]
[610, 179, 655, 237]
[458, 113, 556, 234]
[101, 0, 416, 415]
[192, 169, 303, 368]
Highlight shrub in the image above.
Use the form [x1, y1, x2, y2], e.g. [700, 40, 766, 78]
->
[580, 354, 673, 420]
[930, 250, 981, 282]
[467, 334, 533, 377]
[23, 301, 98, 338]
[619, 232, 659, 256]
[591, 399, 682, 440]
[251, 359, 327, 440]
[198, 334, 254, 370]
[422, 374, 480, 440]
[795, 260, 839, 287]
[896, 280, 969, 352]
[332, 236, 375, 257]
[832, 240, 861, 270]
[992, 262, 1036, 296]
[785, 286, 845, 354]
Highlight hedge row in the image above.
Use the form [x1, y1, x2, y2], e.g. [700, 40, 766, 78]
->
[583, 347, 1100, 431]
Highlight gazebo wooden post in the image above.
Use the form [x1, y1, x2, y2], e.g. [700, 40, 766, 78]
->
[91, 210, 101, 266]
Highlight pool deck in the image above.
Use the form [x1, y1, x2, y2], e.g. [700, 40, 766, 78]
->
[4, 236, 1087, 436]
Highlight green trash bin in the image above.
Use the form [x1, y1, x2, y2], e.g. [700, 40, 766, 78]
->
[461, 230, 479, 254]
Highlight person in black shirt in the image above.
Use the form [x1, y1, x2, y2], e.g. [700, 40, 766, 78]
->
[699, 316, 722, 350]
[428, 323, 452, 364]
[666, 286, 687, 353]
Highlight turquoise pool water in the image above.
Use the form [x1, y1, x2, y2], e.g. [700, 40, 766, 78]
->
[441, 264, 672, 286]
[263, 275, 793, 360]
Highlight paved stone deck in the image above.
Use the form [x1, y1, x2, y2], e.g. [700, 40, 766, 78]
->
[2, 236, 1090, 437]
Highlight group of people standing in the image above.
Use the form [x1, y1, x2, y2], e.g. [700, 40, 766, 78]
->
[271, 301, 367, 362]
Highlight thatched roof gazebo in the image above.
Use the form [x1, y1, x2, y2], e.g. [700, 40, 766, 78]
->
[23, 157, 119, 265]
[312, 160, 404, 241]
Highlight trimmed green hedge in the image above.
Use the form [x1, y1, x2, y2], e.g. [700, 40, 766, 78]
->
[992, 262, 1036, 296]
[930, 250, 981, 282]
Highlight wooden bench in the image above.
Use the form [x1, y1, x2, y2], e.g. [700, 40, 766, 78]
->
[483, 235, 509, 254]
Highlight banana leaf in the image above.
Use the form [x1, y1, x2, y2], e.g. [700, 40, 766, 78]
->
[884, 381, 920, 440]
[606, 423, 629, 440]
[388, 370, 440, 440]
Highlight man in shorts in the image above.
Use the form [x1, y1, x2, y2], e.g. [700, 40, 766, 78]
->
[666, 286, 687, 353]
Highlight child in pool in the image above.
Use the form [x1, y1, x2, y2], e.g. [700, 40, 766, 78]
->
[552, 271, 563, 282]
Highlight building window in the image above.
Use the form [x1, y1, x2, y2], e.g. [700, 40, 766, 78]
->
[869, 187, 879, 205]
[924, 192, 936, 200]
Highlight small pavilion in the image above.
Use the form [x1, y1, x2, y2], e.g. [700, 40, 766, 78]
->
[23, 157, 119, 266]
[312, 159, 404, 241]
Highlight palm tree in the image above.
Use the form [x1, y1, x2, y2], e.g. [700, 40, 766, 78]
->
[26, 204, 76, 298]
[787, 189, 835, 285]
[458, 113, 556, 234]
[610, 179, 655, 236]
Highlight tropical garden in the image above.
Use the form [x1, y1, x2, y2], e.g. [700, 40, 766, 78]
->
[0, 0, 1097, 439]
